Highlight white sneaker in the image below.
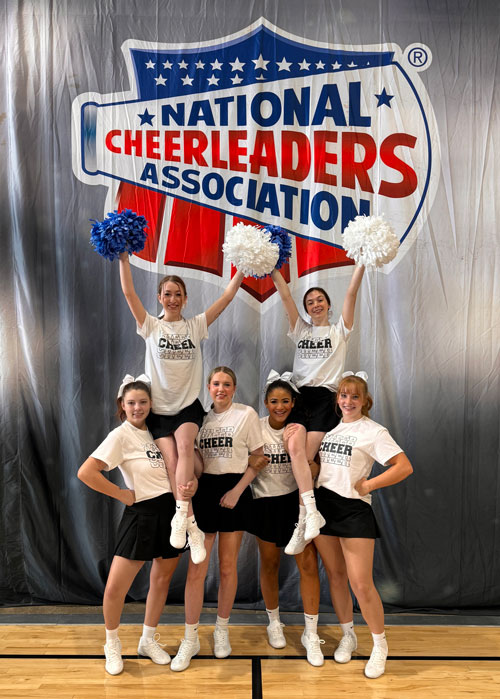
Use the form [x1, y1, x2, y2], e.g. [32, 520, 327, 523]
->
[213, 626, 231, 658]
[304, 510, 326, 541]
[266, 620, 286, 649]
[364, 644, 388, 679]
[170, 509, 188, 548]
[170, 637, 200, 672]
[138, 633, 171, 665]
[334, 633, 357, 663]
[301, 631, 325, 667]
[284, 519, 307, 555]
[104, 638, 123, 675]
[187, 525, 206, 564]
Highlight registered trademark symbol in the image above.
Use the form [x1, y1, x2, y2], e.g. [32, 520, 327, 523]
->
[404, 43, 432, 72]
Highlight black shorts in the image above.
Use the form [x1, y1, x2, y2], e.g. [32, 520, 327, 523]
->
[114, 492, 182, 560]
[193, 473, 253, 533]
[315, 486, 380, 539]
[247, 489, 300, 547]
[146, 398, 205, 440]
[288, 386, 340, 433]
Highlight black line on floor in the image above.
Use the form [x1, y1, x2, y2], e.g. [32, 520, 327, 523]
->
[252, 657, 263, 699]
[1, 653, 499, 661]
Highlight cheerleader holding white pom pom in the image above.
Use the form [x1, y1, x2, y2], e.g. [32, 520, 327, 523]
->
[270, 264, 365, 554]
[314, 372, 413, 679]
[171, 366, 267, 672]
[119, 252, 244, 564]
[247, 372, 325, 667]
[78, 376, 196, 676]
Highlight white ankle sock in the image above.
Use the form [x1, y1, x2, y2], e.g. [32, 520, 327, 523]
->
[175, 500, 189, 513]
[216, 615, 229, 629]
[298, 504, 306, 520]
[105, 627, 119, 642]
[185, 622, 199, 641]
[301, 490, 318, 514]
[304, 613, 318, 635]
[340, 621, 355, 637]
[372, 631, 388, 650]
[266, 607, 280, 623]
[141, 624, 156, 641]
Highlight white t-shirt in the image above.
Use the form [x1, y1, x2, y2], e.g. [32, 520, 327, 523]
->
[91, 420, 172, 502]
[197, 403, 264, 475]
[317, 416, 402, 504]
[288, 315, 351, 391]
[137, 312, 208, 415]
[251, 417, 298, 499]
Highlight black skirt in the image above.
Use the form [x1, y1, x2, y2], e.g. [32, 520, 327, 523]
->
[146, 398, 205, 439]
[247, 490, 300, 547]
[114, 492, 181, 560]
[315, 486, 380, 539]
[288, 386, 340, 432]
[193, 473, 253, 533]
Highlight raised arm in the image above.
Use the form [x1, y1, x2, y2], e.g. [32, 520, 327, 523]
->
[341, 265, 365, 330]
[205, 270, 245, 327]
[354, 451, 413, 497]
[78, 456, 135, 506]
[271, 268, 299, 330]
[119, 252, 147, 328]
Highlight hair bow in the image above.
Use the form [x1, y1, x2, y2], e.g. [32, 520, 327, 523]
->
[265, 370, 299, 393]
[117, 373, 151, 398]
[342, 370, 368, 383]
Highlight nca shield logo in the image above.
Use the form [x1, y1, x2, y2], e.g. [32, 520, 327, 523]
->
[72, 17, 439, 303]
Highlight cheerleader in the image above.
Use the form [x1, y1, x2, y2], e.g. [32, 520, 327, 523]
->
[248, 373, 324, 667]
[170, 366, 266, 672]
[77, 375, 196, 675]
[314, 372, 413, 679]
[119, 252, 244, 563]
[270, 265, 365, 554]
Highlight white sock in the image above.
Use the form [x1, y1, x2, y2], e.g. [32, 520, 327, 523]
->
[185, 622, 199, 641]
[304, 613, 318, 636]
[187, 514, 198, 529]
[175, 500, 189, 514]
[298, 504, 306, 520]
[340, 621, 355, 637]
[105, 627, 119, 642]
[266, 607, 280, 624]
[301, 490, 318, 514]
[216, 615, 230, 629]
[372, 631, 388, 650]
[141, 624, 156, 641]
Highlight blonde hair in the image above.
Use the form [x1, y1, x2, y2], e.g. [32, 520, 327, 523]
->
[337, 375, 373, 417]
[207, 366, 237, 386]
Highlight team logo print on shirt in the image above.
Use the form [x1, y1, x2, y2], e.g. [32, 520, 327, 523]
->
[264, 443, 293, 474]
[144, 443, 166, 468]
[157, 330, 196, 360]
[319, 435, 356, 466]
[297, 331, 333, 360]
[199, 426, 234, 458]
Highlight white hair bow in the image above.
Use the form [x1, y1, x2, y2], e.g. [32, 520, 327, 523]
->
[342, 370, 368, 383]
[117, 373, 151, 398]
[265, 370, 299, 393]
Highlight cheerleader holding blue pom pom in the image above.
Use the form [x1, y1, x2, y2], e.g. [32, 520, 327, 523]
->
[118, 252, 244, 564]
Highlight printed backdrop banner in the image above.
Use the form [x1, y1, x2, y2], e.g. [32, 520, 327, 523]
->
[1, 0, 499, 611]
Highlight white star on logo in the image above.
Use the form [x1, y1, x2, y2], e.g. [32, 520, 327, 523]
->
[178, 59, 188, 70]
[211, 59, 223, 70]
[256, 75, 266, 81]
[154, 74, 167, 86]
[230, 57, 245, 72]
[332, 61, 341, 70]
[231, 74, 243, 85]
[145, 60, 155, 70]
[195, 60, 205, 69]
[298, 59, 311, 70]
[162, 59, 173, 69]
[347, 61, 357, 68]
[276, 57, 292, 71]
[207, 74, 219, 86]
[315, 60, 325, 70]
[181, 75, 194, 86]
[252, 54, 269, 70]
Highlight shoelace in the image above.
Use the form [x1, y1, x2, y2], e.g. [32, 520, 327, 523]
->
[150, 632, 166, 648]
[173, 514, 187, 532]
[338, 635, 355, 650]
[177, 638, 196, 659]
[106, 641, 121, 659]
[369, 645, 387, 662]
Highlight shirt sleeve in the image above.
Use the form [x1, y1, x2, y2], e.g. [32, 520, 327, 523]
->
[191, 312, 209, 342]
[287, 315, 308, 342]
[333, 314, 352, 341]
[137, 311, 155, 339]
[90, 429, 124, 471]
[367, 426, 403, 466]
[245, 408, 265, 453]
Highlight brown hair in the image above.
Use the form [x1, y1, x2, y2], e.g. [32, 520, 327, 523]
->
[116, 380, 152, 422]
[336, 375, 373, 417]
[157, 275, 187, 297]
[207, 366, 237, 386]
[302, 287, 331, 315]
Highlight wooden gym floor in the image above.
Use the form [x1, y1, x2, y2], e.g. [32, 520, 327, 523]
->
[1, 608, 499, 698]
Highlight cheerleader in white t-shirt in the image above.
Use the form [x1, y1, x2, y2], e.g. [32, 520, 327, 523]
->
[170, 366, 267, 672]
[248, 373, 324, 667]
[78, 375, 196, 676]
[270, 265, 365, 554]
[314, 372, 413, 680]
[119, 252, 244, 563]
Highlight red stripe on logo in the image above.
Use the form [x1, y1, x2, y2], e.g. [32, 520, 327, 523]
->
[295, 237, 353, 277]
[116, 182, 166, 263]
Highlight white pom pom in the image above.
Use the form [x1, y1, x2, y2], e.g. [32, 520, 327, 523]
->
[222, 223, 279, 277]
[342, 214, 400, 268]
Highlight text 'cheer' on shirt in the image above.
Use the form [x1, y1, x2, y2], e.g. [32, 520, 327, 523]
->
[137, 311, 208, 415]
[91, 421, 171, 502]
[251, 416, 298, 498]
[197, 403, 263, 475]
[317, 416, 402, 504]
[288, 315, 351, 391]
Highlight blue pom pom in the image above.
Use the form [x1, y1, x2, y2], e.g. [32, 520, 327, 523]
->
[264, 225, 292, 270]
[90, 209, 148, 261]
